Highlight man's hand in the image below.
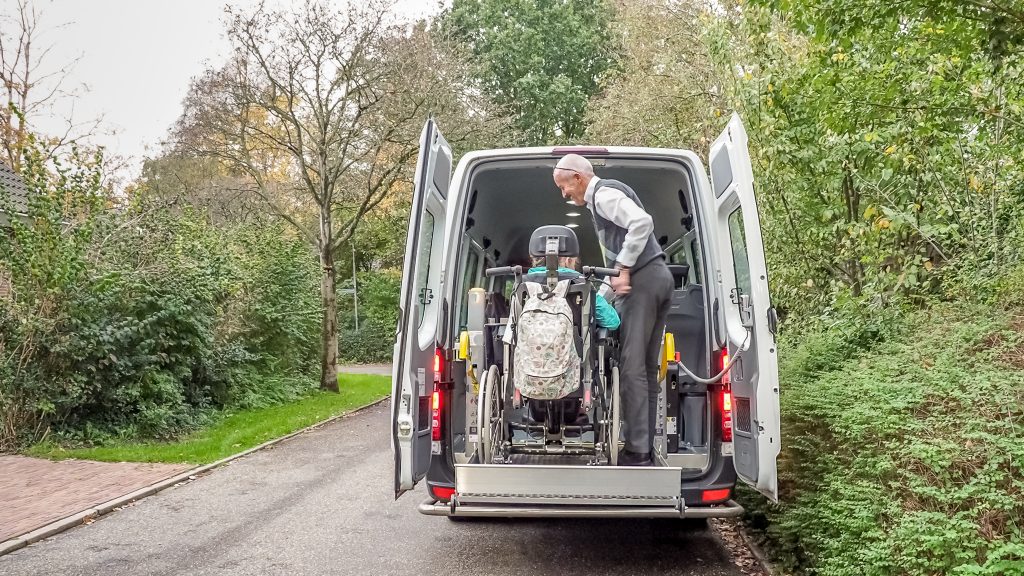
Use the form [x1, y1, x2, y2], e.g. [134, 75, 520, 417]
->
[611, 267, 631, 295]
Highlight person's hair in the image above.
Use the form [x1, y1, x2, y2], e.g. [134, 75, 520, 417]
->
[533, 256, 579, 270]
[553, 154, 595, 177]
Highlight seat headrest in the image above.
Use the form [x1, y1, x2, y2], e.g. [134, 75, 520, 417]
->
[667, 264, 690, 288]
[528, 225, 580, 258]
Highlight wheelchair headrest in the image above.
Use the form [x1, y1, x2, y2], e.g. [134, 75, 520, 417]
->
[529, 225, 580, 258]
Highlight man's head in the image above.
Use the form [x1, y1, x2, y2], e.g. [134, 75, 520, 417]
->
[553, 154, 595, 207]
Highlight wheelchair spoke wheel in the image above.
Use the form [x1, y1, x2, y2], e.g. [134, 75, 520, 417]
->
[609, 366, 620, 466]
[477, 365, 503, 463]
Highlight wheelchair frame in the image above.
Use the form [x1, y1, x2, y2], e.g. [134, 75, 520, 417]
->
[477, 264, 622, 466]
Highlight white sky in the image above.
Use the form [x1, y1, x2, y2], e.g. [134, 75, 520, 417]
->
[19, 0, 444, 174]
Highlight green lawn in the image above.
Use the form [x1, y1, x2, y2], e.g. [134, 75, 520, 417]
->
[27, 373, 390, 465]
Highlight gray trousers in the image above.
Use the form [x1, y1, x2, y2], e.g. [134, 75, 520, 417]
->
[613, 258, 674, 454]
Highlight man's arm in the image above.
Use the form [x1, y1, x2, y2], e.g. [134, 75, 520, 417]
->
[592, 186, 654, 268]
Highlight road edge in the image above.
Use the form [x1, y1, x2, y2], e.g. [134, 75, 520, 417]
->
[737, 521, 778, 576]
[0, 395, 390, 557]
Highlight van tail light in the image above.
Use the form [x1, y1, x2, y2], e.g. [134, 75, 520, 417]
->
[433, 348, 443, 379]
[431, 384, 442, 442]
[721, 390, 733, 443]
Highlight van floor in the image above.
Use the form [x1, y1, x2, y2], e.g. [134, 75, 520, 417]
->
[504, 452, 671, 467]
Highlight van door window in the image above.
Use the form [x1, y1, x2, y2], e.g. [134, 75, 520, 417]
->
[416, 211, 436, 329]
[458, 248, 481, 329]
[727, 208, 752, 297]
[689, 238, 704, 285]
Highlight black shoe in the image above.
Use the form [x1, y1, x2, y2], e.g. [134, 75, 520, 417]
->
[618, 449, 652, 466]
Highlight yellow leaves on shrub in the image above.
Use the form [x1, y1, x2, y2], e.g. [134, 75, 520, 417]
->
[875, 217, 892, 230]
[831, 52, 847, 63]
[969, 174, 982, 191]
[924, 260, 934, 271]
[884, 145, 897, 155]
[864, 132, 878, 143]
[864, 205, 877, 220]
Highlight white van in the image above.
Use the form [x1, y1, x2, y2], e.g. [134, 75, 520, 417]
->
[392, 114, 781, 518]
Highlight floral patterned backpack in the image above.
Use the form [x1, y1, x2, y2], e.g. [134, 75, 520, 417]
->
[506, 279, 580, 399]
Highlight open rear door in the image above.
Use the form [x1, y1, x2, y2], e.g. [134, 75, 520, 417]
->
[708, 114, 781, 502]
[393, 119, 452, 498]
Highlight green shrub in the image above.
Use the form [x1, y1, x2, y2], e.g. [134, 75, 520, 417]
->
[0, 144, 324, 449]
[742, 297, 1024, 575]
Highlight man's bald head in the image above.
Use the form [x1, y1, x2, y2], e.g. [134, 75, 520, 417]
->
[554, 154, 595, 177]
[553, 154, 596, 207]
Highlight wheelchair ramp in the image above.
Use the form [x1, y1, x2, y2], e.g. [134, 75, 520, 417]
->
[453, 463, 682, 507]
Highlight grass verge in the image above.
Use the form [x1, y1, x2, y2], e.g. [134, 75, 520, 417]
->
[26, 373, 390, 465]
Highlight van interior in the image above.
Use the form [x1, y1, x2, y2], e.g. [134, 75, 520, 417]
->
[448, 155, 717, 474]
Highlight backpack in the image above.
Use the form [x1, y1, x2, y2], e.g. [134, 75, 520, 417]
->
[505, 279, 580, 400]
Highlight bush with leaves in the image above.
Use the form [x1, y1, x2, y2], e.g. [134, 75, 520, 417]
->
[0, 142, 323, 449]
[739, 289, 1024, 575]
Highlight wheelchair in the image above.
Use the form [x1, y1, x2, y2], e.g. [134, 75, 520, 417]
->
[477, 226, 622, 466]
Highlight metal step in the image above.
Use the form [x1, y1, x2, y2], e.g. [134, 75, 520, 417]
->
[454, 463, 684, 507]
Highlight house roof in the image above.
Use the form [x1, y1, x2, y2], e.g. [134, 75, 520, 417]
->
[0, 161, 30, 216]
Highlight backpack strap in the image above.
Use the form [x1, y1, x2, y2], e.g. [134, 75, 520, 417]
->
[553, 279, 571, 298]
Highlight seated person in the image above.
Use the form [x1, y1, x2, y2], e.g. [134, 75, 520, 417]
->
[525, 256, 620, 330]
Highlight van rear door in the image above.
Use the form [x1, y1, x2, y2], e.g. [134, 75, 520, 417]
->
[393, 119, 452, 498]
[708, 113, 781, 502]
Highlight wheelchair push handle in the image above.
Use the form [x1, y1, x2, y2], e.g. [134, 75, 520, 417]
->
[485, 265, 522, 277]
[582, 265, 620, 278]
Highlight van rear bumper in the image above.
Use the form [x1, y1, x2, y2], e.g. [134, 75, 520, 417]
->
[418, 498, 744, 519]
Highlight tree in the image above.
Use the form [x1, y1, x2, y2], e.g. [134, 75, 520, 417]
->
[586, 0, 731, 149]
[0, 0, 102, 170]
[443, 0, 616, 144]
[175, 1, 504, 391]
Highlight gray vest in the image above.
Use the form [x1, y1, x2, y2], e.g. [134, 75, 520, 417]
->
[589, 179, 665, 271]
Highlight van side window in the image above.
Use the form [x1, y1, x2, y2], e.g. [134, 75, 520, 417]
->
[689, 238, 704, 285]
[727, 208, 752, 296]
[415, 211, 436, 328]
[458, 248, 481, 328]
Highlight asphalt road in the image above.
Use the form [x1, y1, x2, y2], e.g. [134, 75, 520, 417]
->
[1, 402, 747, 576]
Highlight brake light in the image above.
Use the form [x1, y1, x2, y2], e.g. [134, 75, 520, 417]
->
[722, 390, 733, 443]
[702, 488, 731, 503]
[431, 384, 442, 441]
[552, 146, 610, 155]
[434, 348, 443, 378]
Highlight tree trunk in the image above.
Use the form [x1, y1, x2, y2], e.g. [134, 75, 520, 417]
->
[319, 242, 340, 393]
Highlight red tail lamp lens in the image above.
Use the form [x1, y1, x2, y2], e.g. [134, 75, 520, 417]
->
[722, 390, 733, 442]
[431, 385, 442, 441]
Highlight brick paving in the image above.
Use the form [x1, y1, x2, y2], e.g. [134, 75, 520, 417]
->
[0, 455, 191, 542]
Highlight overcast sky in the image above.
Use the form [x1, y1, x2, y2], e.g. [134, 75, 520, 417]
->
[20, 0, 444, 174]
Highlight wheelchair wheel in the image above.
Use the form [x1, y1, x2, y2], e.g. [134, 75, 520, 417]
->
[609, 366, 621, 466]
[477, 365, 504, 464]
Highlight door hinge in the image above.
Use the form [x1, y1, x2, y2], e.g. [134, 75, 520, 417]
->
[419, 287, 434, 306]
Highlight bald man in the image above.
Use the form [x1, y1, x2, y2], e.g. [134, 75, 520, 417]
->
[553, 154, 673, 467]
